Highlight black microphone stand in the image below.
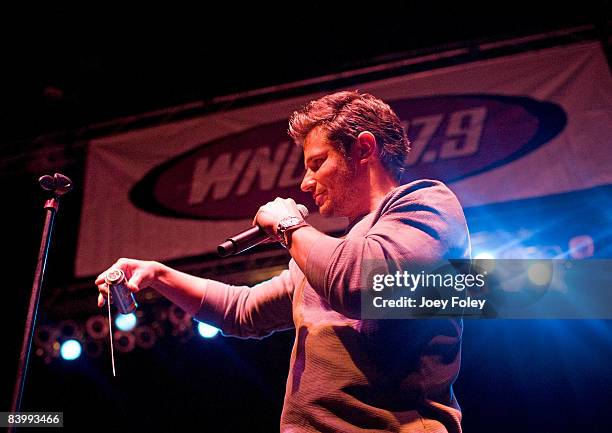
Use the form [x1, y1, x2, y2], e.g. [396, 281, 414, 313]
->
[9, 173, 72, 431]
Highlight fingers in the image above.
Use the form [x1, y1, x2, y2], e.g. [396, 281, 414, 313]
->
[95, 258, 129, 286]
[98, 292, 106, 308]
[275, 197, 299, 215]
[95, 258, 153, 308]
[252, 209, 260, 227]
[97, 288, 111, 308]
[127, 269, 144, 293]
[95, 273, 115, 310]
[95, 258, 131, 296]
[253, 197, 302, 238]
[256, 198, 299, 218]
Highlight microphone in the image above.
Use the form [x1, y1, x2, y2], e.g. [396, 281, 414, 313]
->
[217, 204, 309, 257]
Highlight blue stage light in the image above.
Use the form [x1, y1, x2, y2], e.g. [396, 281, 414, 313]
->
[115, 313, 137, 332]
[60, 339, 82, 360]
[197, 322, 220, 339]
[474, 251, 495, 260]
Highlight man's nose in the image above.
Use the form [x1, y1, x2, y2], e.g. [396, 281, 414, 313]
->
[301, 171, 316, 193]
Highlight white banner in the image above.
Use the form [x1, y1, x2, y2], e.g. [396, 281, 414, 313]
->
[76, 42, 612, 277]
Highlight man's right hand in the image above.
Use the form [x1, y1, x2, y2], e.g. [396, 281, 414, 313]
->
[95, 258, 160, 308]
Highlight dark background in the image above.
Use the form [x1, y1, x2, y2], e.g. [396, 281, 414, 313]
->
[2, 4, 612, 432]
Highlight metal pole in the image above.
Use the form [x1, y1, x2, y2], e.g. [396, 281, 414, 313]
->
[8, 173, 72, 433]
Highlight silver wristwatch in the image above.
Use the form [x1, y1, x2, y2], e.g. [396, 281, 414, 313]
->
[276, 216, 308, 248]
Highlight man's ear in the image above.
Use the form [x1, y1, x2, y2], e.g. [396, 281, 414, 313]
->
[356, 131, 376, 162]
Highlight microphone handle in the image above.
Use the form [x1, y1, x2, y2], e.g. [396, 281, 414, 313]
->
[217, 204, 309, 257]
[217, 226, 269, 257]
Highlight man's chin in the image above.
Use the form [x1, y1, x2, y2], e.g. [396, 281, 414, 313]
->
[317, 204, 333, 217]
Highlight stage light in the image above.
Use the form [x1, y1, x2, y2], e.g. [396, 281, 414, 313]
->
[528, 262, 553, 286]
[83, 338, 103, 359]
[86, 315, 109, 339]
[474, 251, 496, 273]
[169, 304, 192, 336]
[34, 325, 55, 349]
[60, 339, 82, 360]
[197, 322, 220, 339]
[569, 235, 594, 259]
[58, 320, 83, 340]
[115, 313, 137, 332]
[114, 331, 136, 353]
[135, 325, 157, 349]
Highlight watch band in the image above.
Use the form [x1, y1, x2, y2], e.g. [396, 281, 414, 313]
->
[277, 219, 309, 248]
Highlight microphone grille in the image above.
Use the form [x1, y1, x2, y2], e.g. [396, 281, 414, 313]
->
[297, 204, 309, 219]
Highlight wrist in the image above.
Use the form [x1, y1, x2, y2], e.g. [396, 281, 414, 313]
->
[150, 261, 167, 290]
[277, 217, 309, 248]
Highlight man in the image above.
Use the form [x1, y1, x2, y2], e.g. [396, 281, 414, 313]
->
[96, 91, 470, 432]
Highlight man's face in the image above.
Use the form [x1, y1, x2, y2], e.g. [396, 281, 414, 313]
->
[300, 127, 367, 219]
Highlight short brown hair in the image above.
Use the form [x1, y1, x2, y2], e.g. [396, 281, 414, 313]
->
[288, 90, 411, 181]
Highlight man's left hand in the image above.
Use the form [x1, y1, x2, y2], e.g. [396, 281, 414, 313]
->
[254, 197, 303, 238]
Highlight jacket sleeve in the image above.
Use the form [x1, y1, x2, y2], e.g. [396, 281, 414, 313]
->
[194, 267, 295, 339]
[303, 181, 470, 318]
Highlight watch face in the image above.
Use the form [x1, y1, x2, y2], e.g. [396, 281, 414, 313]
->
[280, 216, 302, 229]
